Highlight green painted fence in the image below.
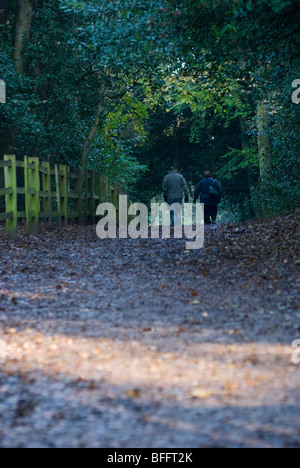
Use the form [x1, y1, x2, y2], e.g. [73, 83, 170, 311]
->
[0, 155, 121, 235]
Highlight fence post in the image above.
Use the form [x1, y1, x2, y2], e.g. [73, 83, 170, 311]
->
[54, 165, 61, 228]
[84, 169, 89, 222]
[84, 169, 95, 224]
[86, 170, 94, 224]
[74, 168, 82, 222]
[94, 174, 102, 209]
[42, 162, 52, 226]
[25, 156, 40, 234]
[116, 184, 120, 224]
[99, 175, 106, 203]
[4, 155, 17, 235]
[59, 165, 68, 227]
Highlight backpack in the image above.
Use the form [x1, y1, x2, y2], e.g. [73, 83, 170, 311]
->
[209, 180, 220, 200]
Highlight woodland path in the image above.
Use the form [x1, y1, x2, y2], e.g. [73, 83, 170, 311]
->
[0, 215, 299, 448]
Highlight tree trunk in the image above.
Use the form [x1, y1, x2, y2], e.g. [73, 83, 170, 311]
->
[2, 0, 33, 155]
[257, 99, 271, 215]
[13, 0, 33, 74]
[239, 116, 249, 151]
[257, 100, 270, 178]
[239, 115, 255, 185]
[239, 116, 256, 218]
[78, 102, 104, 197]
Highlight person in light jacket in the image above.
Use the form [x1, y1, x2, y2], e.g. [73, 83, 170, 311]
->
[163, 168, 189, 226]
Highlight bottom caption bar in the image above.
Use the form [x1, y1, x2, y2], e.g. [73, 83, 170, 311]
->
[99, 451, 200, 465]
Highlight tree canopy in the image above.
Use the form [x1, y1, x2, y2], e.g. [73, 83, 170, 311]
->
[1, 0, 299, 218]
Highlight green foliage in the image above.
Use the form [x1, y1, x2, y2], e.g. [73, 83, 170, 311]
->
[219, 147, 259, 181]
[164, 0, 300, 218]
[1, 0, 299, 219]
[0, 0, 170, 186]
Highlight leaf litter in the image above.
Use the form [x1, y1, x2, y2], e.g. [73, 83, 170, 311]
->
[0, 214, 299, 448]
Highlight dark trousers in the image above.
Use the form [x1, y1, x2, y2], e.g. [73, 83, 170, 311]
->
[204, 205, 218, 225]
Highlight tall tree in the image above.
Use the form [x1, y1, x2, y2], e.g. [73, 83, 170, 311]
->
[13, 0, 33, 74]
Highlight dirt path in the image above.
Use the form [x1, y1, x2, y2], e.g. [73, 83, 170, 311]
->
[0, 215, 299, 448]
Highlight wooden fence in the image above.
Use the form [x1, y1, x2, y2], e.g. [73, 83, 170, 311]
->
[0, 155, 121, 235]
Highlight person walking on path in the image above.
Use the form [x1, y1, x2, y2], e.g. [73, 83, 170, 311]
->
[193, 171, 222, 225]
[163, 168, 189, 226]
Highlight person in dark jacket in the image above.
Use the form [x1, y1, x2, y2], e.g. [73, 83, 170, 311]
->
[163, 168, 189, 226]
[193, 171, 222, 225]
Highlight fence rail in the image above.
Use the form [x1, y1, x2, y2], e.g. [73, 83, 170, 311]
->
[0, 155, 121, 235]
